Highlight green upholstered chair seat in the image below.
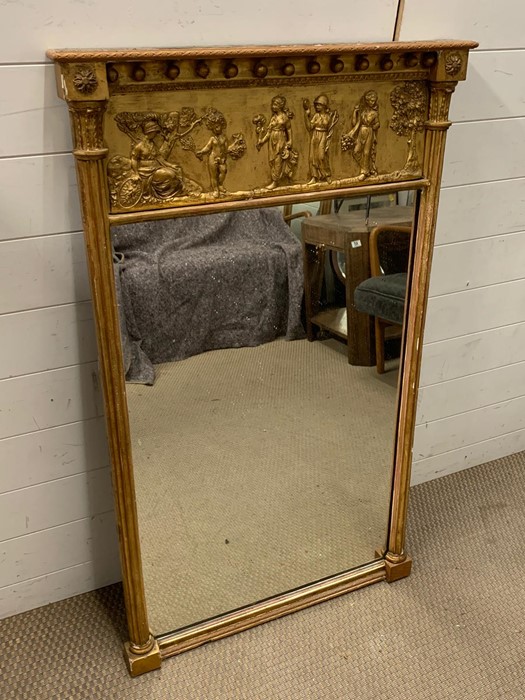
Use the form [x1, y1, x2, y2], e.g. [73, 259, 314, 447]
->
[354, 272, 407, 325]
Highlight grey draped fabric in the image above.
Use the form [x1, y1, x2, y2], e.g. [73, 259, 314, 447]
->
[113, 251, 156, 385]
[112, 209, 305, 384]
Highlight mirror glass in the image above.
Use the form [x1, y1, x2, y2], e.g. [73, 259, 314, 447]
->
[111, 192, 416, 635]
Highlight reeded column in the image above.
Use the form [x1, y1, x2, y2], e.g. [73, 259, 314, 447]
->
[65, 71, 161, 674]
[386, 79, 457, 572]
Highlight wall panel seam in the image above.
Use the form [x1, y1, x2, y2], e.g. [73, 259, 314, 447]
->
[0, 509, 114, 547]
[0, 231, 83, 247]
[412, 427, 525, 464]
[1, 359, 99, 383]
[466, 47, 525, 53]
[415, 398, 525, 428]
[420, 357, 525, 388]
[441, 175, 525, 190]
[0, 231, 84, 245]
[422, 320, 525, 346]
[454, 115, 525, 125]
[0, 557, 120, 594]
[0, 464, 110, 498]
[434, 231, 525, 247]
[0, 61, 49, 68]
[428, 276, 525, 300]
[0, 413, 105, 443]
[468, 48, 525, 55]
[0, 150, 71, 162]
[441, 174, 525, 190]
[417, 398, 525, 426]
[0, 506, 114, 546]
[0, 416, 104, 444]
[0, 361, 98, 384]
[0, 299, 90, 319]
[393, 0, 405, 41]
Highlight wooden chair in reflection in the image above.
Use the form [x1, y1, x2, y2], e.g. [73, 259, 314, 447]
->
[354, 225, 412, 374]
[282, 203, 312, 228]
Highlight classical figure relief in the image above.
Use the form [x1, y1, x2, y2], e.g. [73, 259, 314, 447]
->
[389, 82, 427, 174]
[341, 90, 380, 180]
[253, 96, 298, 189]
[302, 94, 339, 184]
[108, 110, 203, 208]
[193, 108, 246, 197]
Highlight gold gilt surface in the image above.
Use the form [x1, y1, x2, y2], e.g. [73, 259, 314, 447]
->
[48, 41, 477, 675]
[105, 80, 428, 212]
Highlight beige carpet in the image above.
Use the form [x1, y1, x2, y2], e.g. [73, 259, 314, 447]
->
[125, 339, 399, 634]
[1, 451, 524, 699]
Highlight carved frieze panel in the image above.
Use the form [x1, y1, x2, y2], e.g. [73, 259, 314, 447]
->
[49, 43, 477, 215]
[104, 80, 429, 213]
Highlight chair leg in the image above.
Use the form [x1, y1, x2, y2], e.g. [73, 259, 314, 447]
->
[375, 318, 385, 374]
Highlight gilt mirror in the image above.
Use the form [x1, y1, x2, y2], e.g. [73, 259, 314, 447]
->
[48, 41, 476, 675]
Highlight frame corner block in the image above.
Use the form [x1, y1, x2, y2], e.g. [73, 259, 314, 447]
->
[124, 639, 162, 677]
[376, 550, 413, 582]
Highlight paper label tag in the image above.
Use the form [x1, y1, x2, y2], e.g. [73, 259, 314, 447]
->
[351, 240, 362, 248]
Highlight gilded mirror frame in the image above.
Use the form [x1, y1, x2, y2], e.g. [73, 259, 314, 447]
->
[48, 40, 476, 676]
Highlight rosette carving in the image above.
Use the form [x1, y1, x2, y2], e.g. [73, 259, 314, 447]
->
[73, 67, 98, 94]
[445, 52, 462, 76]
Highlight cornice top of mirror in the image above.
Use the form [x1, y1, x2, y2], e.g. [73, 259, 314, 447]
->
[46, 40, 478, 63]
[48, 41, 477, 105]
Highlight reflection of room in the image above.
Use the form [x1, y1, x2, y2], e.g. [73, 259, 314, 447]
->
[127, 339, 398, 633]
[301, 194, 414, 367]
[114, 199, 412, 634]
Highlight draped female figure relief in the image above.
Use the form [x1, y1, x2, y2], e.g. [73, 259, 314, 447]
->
[341, 90, 380, 180]
[253, 95, 298, 189]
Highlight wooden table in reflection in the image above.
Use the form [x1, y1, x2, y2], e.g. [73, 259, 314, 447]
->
[302, 206, 414, 366]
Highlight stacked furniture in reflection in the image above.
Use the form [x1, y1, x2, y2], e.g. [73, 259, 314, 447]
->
[301, 205, 413, 366]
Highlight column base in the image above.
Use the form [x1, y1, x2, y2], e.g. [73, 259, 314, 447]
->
[376, 550, 413, 582]
[124, 638, 162, 676]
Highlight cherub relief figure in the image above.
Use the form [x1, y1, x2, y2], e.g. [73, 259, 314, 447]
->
[302, 94, 339, 184]
[194, 108, 246, 197]
[341, 90, 380, 180]
[107, 110, 202, 208]
[253, 95, 298, 189]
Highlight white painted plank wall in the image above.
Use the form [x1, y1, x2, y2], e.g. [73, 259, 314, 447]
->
[0, 1, 398, 618]
[0, 468, 114, 540]
[0, 155, 81, 240]
[399, 1, 524, 50]
[401, 2, 525, 484]
[0, 1, 398, 64]
[0, 233, 91, 313]
[0, 514, 122, 619]
[3, 0, 523, 618]
[0, 65, 72, 158]
[0, 303, 97, 380]
[0, 363, 104, 439]
[0, 418, 109, 492]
